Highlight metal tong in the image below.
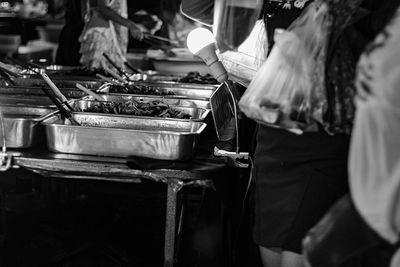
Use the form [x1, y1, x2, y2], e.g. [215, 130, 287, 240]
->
[17, 60, 79, 126]
[143, 33, 179, 46]
[40, 87, 79, 126]
[102, 53, 131, 80]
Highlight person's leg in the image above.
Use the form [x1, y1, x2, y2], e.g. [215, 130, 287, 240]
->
[259, 246, 281, 267]
[281, 251, 304, 267]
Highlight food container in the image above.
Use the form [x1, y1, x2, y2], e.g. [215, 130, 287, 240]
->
[11, 77, 103, 89]
[0, 95, 55, 107]
[0, 86, 90, 99]
[82, 94, 211, 109]
[130, 73, 180, 82]
[42, 113, 207, 160]
[0, 105, 56, 148]
[99, 81, 216, 99]
[71, 100, 210, 122]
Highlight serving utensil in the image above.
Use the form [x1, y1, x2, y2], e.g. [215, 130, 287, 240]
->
[102, 53, 131, 80]
[75, 83, 104, 102]
[40, 72, 75, 111]
[41, 88, 79, 125]
[124, 61, 141, 74]
[103, 65, 128, 84]
[95, 73, 123, 86]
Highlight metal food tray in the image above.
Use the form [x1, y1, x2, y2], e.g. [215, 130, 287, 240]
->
[99, 82, 216, 99]
[130, 73, 181, 82]
[0, 86, 90, 99]
[82, 94, 211, 109]
[131, 73, 219, 85]
[71, 100, 210, 122]
[0, 95, 55, 107]
[0, 105, 56, 148]
[42, 113, 207, 160]
[11, 77, 103, 89]
[134, 80, 217, 90]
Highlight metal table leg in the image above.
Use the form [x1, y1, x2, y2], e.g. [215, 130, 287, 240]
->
[164, 180, 183, 267]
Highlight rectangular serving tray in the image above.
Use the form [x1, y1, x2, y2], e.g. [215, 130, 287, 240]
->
[71, 99, 210, 122]
[42, 113, 207, 160]
[99, 82, 217, 100]
[82, 94, 211, 109]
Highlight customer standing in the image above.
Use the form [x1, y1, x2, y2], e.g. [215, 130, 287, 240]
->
[182, 1, 362, 267]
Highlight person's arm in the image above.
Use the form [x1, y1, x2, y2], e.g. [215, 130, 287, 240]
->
[94, 0, 144, 40]
[180, 0, 214, 26]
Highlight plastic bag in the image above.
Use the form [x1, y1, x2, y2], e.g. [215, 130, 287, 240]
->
[239, 0, 362, 134]
[218, 20, 268, 87]
[213, 0, 263, 53]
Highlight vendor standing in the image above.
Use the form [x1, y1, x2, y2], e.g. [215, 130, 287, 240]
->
[55, 0, 160, 69]
[55, 0, 84, 66]
[182, 0, 359, 266]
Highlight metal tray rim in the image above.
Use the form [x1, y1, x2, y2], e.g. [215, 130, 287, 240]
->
[0, 105, 58, 122]
[71, 100, 210, 122]
[42, 114, 207, 135]
[80, 94, 211, 109]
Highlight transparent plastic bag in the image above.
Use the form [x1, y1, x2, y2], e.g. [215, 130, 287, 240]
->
[239, 0, 364, 134]
[239, 2, 330, 133]
[213, 0, 264, 53]
[218, 20, 268, 87]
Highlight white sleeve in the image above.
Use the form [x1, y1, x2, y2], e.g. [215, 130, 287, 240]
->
[349, 8, 400, 244]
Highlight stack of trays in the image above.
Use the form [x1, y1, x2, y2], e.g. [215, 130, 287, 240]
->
[2, 68, 224, 160]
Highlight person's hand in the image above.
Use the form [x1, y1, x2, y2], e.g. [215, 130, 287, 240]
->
[128, 21, 144, 41]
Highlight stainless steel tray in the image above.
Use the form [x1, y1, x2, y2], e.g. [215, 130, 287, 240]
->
[0, 95, 54, 107]
[71, 100, 210, 122]
[82, 94, 211, 109]
[11, 77, 103, 89]
[130, 73, 181, 82]
[99, 82, 216, 99]
[134, 80, 217, 90]
[0, 86, 90, 99]
[42, 113, 207, 160]
[0, 105, 56, 148]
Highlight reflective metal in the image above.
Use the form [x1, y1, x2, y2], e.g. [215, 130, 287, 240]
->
[11, 77, 103, 89]
[0, 105, 56, 148]
[42, 113, 207, 160]
[99, 82, 216, 99]
[71, 100, 210, 122]
[82, 94, 211, 109]
[0, 95, 54, 107]
[0, 86, 91, 99]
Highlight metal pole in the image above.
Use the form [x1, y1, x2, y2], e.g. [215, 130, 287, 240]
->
[164, 180, 183, 267]
[223, 81, 240, 154]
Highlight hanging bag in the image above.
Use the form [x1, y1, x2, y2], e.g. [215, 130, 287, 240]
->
[239, 0, 362, 134]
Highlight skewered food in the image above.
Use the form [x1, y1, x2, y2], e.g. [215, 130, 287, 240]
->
[82, 100, 191, 119]
[108, 84, 176, 95]
[177, 72, 218, 84]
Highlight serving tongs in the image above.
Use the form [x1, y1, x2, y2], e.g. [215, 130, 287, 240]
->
[102, 53, 131, 80]
[38, 73, 79, 125]
[0, 60, 22, 79]
[75, 83, 104, 101]
[40, 88, 79, 125]
[143, 33, 179, 46]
